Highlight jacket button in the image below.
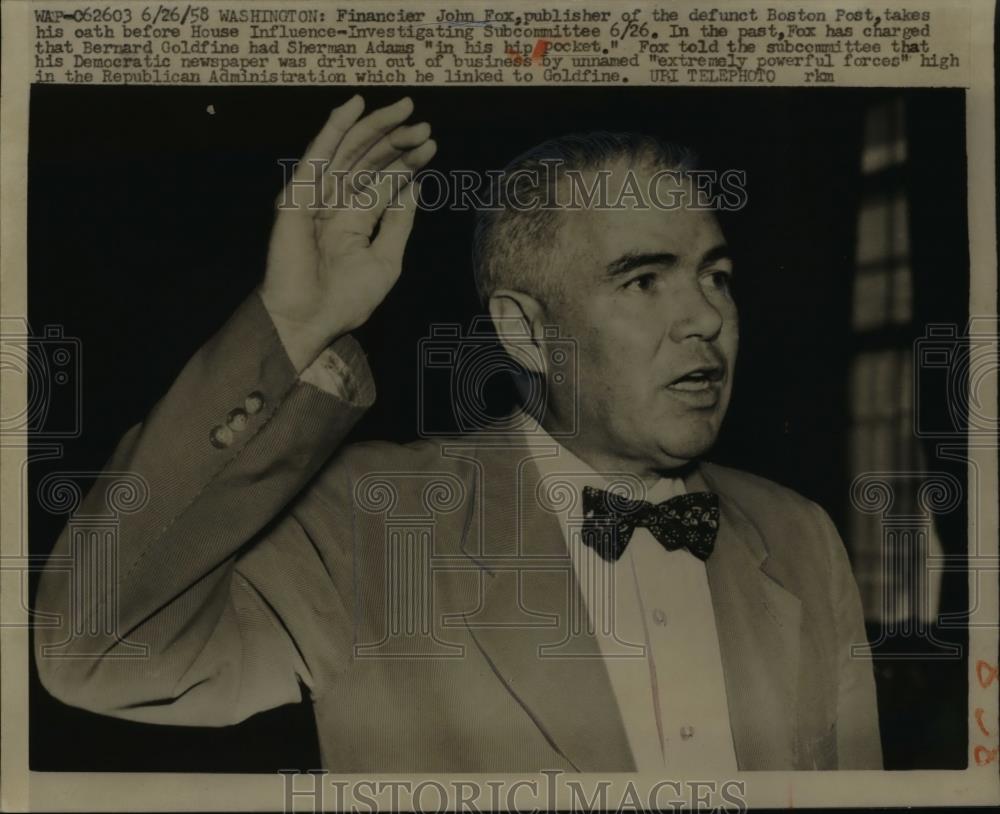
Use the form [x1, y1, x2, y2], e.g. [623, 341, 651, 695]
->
[227, 408, 248, 432]
[680, 725, 695, 740]
[210, 425, 233, 449]
[245, 391, 265, 415]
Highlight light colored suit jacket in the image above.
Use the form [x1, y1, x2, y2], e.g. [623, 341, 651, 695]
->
[35, 293, 882, 772]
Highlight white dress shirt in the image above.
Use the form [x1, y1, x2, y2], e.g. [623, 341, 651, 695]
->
[526, 421, 738, 773]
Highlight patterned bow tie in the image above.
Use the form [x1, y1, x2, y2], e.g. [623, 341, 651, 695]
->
[580, 485, 720, 562]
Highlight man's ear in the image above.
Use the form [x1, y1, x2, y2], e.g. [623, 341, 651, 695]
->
[488, 289, 548, 376]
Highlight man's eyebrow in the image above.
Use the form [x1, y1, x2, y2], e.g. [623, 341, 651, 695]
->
[699, 244, 732, 269]
[604, 252, 678, 278]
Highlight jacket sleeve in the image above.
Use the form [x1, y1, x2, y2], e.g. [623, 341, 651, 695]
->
[34, 291, 373, 726]
[811, 502, 884, 769]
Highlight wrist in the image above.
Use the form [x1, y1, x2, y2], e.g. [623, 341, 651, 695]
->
[257, 288, 346, 373]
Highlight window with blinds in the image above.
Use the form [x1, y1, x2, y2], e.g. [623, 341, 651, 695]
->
[847, 95, 946, 637]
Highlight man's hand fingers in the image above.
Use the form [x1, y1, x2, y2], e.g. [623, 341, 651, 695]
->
[335, 139, 437, 237]
[371, 180, 421, 269]
[330, 96, 414, 173]
[351, 122, 431, 192]
[349, 122, 432, 191]
[277, 95, 365, 210]
[297, 95, 366, 179]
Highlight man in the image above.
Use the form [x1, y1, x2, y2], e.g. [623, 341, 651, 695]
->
[35, 95, 882, 772]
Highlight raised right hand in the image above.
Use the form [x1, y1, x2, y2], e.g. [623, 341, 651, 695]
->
[259, 95, 436, 372]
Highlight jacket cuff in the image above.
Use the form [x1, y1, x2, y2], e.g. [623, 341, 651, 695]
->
[299, 334, 376, 408]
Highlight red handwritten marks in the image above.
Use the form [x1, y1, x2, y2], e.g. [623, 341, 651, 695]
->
[976, 659, 998, 689]
[505, 39, 551, 65]
[531, 39, 551, 60]
[974, 745, 998, 766]
[973, 660, 998, 767]
[975, 707, 991, 738]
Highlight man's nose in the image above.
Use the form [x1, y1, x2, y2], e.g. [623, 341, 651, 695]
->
[667, 281, 724, 343]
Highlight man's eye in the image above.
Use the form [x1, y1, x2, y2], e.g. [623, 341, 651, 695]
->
[624, 273, 656, 292]
[706, 270, 734, 294]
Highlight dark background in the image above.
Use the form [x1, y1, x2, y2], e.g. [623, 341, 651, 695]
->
[28, 85, 969, 772]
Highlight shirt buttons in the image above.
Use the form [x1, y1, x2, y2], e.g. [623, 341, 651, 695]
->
[227, 408, 248, 432]
[245, 391, 265, 415]
[680, 725, 695, 740]
[651, 607, 667, 626]
[209, 424, 234, 449]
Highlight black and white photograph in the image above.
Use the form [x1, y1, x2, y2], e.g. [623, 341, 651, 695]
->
[2, 0, 998, 810]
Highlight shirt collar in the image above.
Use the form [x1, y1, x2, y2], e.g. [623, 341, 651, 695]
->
[518, 412, 685, 506]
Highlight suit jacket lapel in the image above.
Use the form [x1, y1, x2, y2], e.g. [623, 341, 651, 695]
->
[450, 441, 802, 772]
[693, 466, 802, 770]
[452, 439, 635, 772]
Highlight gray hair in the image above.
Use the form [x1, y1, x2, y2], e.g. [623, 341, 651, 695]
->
[472, 131, 699, 306]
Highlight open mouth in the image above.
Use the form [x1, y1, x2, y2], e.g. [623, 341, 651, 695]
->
[667, 366, 723, 392]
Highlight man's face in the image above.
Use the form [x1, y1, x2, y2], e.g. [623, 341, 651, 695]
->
[541, 166, 738, 476]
